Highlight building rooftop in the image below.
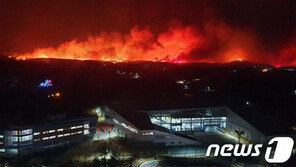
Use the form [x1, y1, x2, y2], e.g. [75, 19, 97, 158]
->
[106, 94, 295, 136]
[107, 108, 198, 141]
[108, 107, 154, 130]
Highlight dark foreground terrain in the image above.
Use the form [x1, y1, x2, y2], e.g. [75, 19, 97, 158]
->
[0, 58, 296, 166]
[0, 58, 295, 126]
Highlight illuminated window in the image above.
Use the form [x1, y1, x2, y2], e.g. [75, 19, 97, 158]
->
[161, 117, 171, 123]
[220, 122, 226, 128]
[19, 129, 32, 135]
[83, 130, 90, 135]
[70, 126, 77, 129]
[76, 125, 83, 128]
[192, 123, 202, 130]
[182, 123, 191, 131]
[84, 124, 89, 128]
[57, 128, 63, 132]
[142, 132, 154, 136]
[43, 137, 49, 140]
[211, 117, 221, 124]
[13, 131, 18, 135]
[33, 132, 40, 136]
[160, 124, 170, 129]
[182, 118, 191, 123]
[58, 134, 64, 137]
[0, 149, 5, 152]
[34, 139, 40, 142]
[77, 131, 82, 134]
[49, 130, 55, 133]
[113, 119, 138, 133]
[171, 126, 181, 131]
[49, 136, 56, 139]
[172, 118, 181, 123]
[43, 131, 48, 134]
[13, 137, 18, 142]
[64, 133, 70, 136]
[151, 117, 161, 124]
[19, 135, 32, 142]
[0, 135, 3, 138]
[192, 118, 201, 123]
[202, 118, 211, 125]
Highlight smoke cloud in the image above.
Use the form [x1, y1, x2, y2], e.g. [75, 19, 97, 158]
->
[1, 0, 296, 66]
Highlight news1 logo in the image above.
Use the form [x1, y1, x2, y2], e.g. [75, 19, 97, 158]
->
[206, 137, 294, 163]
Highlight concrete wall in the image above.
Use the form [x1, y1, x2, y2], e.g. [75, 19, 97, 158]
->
[140, 130, 201, 146]
[103, 106, 141, 140]
[226, 107, 266, 143]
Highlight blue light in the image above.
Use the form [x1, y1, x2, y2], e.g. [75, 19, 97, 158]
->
[39, 79, 53, 87]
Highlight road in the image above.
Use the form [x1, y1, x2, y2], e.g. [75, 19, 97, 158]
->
[139, 160, 158, 167]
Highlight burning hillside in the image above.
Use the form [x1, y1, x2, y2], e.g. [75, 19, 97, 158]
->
[10, 22, 296, 66]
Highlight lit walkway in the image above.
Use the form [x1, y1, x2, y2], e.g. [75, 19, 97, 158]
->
[139, 160, 158, 167]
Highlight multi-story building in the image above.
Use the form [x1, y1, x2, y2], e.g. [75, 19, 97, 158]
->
[0, 115, 97, 156]
[99, 96, 294, 145]
[97, 106, 201, 146]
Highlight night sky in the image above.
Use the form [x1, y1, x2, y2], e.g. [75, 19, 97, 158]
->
[0, 0, 296, 66]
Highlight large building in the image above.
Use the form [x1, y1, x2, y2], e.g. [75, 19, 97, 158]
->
[1, 95, 294, 156]
[98, 106, 201, 146]
[98, 96, 294, 145]
[0, 115, 97, 156]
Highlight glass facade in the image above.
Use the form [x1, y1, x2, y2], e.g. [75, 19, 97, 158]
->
[150, 113, 226, 132]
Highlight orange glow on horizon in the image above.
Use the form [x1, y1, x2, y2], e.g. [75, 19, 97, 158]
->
[9, 24, 296, 67]
[12, 25, 202, 64]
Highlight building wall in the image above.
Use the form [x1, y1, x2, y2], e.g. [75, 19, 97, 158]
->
[149, 108, 227, 132]
[95, 127, 125, 140]
[140, 130, 201, 146]
[147, 107, 266, 144]
[102, 106, 201, 146]
[103, 105, 266, 146]
[102, 106, 141, 140]
[0, 116, 97, 156]
[226, 107, 266, 143]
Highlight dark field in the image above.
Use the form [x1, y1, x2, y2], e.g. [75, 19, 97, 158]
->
[0, 58, 295, 129]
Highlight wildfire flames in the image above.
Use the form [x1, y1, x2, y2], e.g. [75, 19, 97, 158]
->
[10, 23, 296, 66]
[12, 25, 201, 63]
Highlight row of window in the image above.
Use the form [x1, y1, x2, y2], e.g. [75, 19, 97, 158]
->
[10, 129, 33, 136]
[34, 129, 89, 142]
[34, 124, 89, 136]
[19, 135, 33, 142]
[19, 129, 32, 136]
[142, 132, 153, 136]
[151, 116, 227, 131]
[153, 117, 226, 124]
[113, 119, 138, 134]
[10, 135, 33, 143]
